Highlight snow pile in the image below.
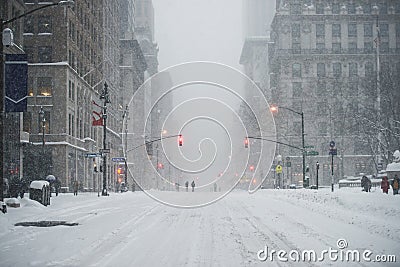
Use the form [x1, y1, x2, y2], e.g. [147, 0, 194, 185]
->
[386, 162, 400, 172]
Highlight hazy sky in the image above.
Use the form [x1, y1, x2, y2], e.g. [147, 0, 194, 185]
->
[153, 0, 244, 71]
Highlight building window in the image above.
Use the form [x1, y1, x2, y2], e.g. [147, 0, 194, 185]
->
[380, 23, 389, 37]
[291, 3, 302, 15]
[316, 3, 324, 14]
[292, 63, 301, 78]
[333, 63, 342, 78]
[363, 2, 371, 14]
[364, 41, 373, 53]
[23, 112, 32, 133]
[348, 23, 357, 37]
[317, 63, 326, 77]
[332, 24, 341, 37]
[378, 2, 388, 14]
[348, 2, 356, 14]
[316, 42, 325, 52]
[292, 82, 302, 97]
[349, 63, 358, 77]
[380, 42, 389, 53]
[396, 23, 400, 38]
[316, 24, 325, 38]
[68, 114, 72, 135]
[365, 62, 374, 76]
[38, 16, 52, 33]
[38, 46, 52, 62]
[348, 42, 357, 53]
[292, 24, 300, 38]
[364, 23, 373, 37]
[332, 3, 340, 14]
[28, 77, 34, 96]
[24, 15, 34, 33]
[292, 42, 301, 54]
[37, 77, 52, 96]
[332, 43, 341, 53]
[68, 80, 75, 101]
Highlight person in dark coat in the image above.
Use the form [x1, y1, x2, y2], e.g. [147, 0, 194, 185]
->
[391, 175, 399, 195]
[381, 176, 389, 194]
[361, 176, 369, 192]
[185, 181, 189, 192]
[73, 180, 79, 196]
[191, 180, 195, 192]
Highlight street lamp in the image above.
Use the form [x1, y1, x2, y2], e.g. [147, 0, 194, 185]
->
[270, 105, 306, 188]
[0, 0, 75, 214]
[100, 83, 110, 196]
[38, 106, 46, 148]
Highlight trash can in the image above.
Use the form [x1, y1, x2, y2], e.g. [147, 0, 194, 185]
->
[29, 180, 51, 206]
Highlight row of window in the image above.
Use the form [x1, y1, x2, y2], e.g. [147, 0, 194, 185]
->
[291, 22, 395, 38]
[290, 61, 376, 78]
[24, 15, 52, 34]
[24, 46, 52, 63]
[290, 1, 399, 15]
[291, 41, 394, 53]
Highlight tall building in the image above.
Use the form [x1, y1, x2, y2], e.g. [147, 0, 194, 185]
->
[268, 0, 400, 185]
[1, 0, 27, 191]
[20, 0, 147, 191]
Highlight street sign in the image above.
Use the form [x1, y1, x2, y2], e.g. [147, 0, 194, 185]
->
[306, 151, 319, 156]
[329, 148, 337, 155]
[276, 165, 282, 174]
[112, 157, 126, 162]
[100, 148, 110, 153]
[286, 162, 292, 167]
[85, 153, 100, 158]
[304, 145, 314, 149]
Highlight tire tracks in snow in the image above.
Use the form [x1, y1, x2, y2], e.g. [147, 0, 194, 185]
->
[54, 203, 161, 267]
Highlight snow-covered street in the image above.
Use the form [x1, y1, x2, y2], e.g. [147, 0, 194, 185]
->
[0, 187, 399, 267]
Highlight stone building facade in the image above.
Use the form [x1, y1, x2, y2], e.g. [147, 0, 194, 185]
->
[268, 0, 400, 186]
[20, 0, 149, 191]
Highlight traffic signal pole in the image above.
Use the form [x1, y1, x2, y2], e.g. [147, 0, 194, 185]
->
[101, 83, 109, 196]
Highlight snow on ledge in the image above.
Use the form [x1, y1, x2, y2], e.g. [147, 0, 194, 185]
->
[30, 180, 50, 189]
[386, 162, 400, 172]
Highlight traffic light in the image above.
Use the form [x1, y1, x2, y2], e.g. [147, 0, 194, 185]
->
[117, 166, 124, 175]
[146, 141, 153, 156]
[178, 134, 183, 146]
[157, 162, 164, 169]
[249, 165, 255, 172]
[244, 137, 249, 148]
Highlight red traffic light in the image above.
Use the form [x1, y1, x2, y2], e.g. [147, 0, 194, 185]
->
[249, 165, 255, 171]
[178, 134, 183, 146]
[244, 137, 249, 148]
[157, 162, 164, 169]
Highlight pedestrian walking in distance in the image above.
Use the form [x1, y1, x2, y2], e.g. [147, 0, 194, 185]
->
[191, 180, 195, 192]
[73, 180, 79, 196]
[185, 181, 189, 192]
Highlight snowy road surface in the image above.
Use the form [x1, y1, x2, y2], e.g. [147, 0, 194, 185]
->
[0, 188, 399, 267]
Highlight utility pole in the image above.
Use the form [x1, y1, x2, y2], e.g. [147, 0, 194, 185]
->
[316, 161, 319, 190]
[101, 82, 110, 196]
[375, 16, 382, 173]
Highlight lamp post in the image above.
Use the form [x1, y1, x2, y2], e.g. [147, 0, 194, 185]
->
[38, 106, 46, 178]
[270, 105, 306, 188]
[100, 82, 110, 196]
[0, 0, 75, 213]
